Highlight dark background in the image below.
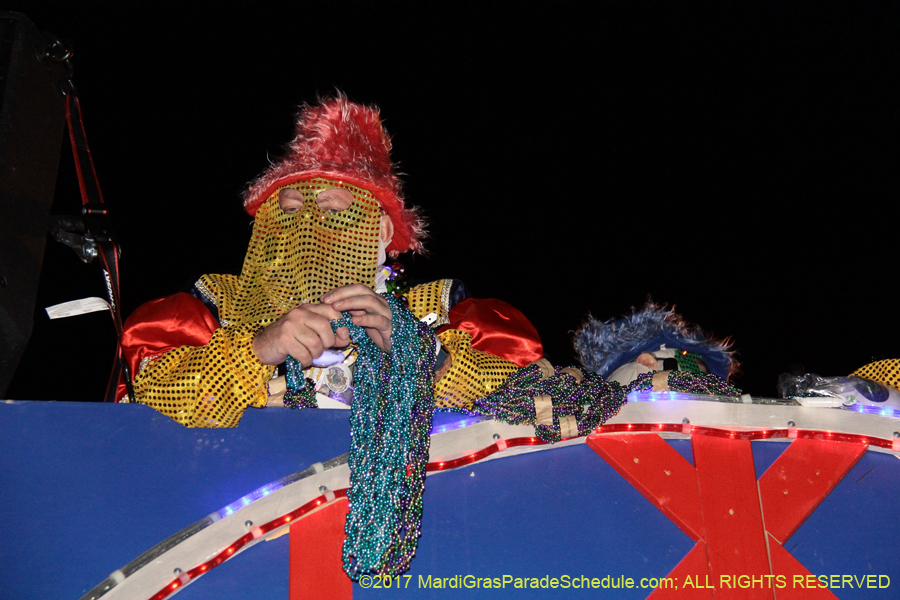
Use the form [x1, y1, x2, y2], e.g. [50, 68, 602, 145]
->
[6, 0, 899, 400]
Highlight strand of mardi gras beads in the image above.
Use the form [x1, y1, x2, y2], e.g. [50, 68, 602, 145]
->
[282, 357, 318, 409]
[283, 294, 436, 579]
[464, 364, 627, 443]
[464, 366, 740, 443]
[665, 370, 741, 396]
[340, 294, 436, 579]
[625, 370, 741, 397]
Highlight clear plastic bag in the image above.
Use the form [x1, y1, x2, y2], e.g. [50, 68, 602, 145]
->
[777, 372, 900, 413]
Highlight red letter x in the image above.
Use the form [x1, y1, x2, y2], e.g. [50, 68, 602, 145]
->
[587, 432, 866, 599]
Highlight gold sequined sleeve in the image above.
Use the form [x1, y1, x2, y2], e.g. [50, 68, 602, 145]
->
[404, 279, 542, 410]
[405, 279, 455, 327]
[132, 322, 275, 428]
[433, 329, 520, 410]
[851, 359, 900, 390]
[119, 289, 275, 428]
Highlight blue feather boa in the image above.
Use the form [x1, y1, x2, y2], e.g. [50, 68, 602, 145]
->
[574, 304, 737, 380]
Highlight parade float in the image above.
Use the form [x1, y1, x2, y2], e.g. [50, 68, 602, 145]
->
[2, 10, 898, 600]
[3, 387, 899, 600]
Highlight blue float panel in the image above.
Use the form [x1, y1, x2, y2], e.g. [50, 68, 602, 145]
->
[1, 401, 898, 600]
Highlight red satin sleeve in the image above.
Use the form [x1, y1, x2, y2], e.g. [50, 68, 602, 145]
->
[116, 293, 220, 401]
[441, 297, 543, 367]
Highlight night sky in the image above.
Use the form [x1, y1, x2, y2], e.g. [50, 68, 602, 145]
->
[6, 0, 899, 400]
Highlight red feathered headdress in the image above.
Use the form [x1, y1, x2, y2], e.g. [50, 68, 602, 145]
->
[243, 94, 425, 255]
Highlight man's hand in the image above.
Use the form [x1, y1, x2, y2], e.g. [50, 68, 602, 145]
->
[322, 284, 393, 352]
[252, 303, 350, 367]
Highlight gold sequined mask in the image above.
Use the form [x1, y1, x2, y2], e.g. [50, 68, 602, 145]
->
[234, 178, 383, 322]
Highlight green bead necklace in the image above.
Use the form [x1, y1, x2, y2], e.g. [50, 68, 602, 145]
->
[283, 294, 437, 579]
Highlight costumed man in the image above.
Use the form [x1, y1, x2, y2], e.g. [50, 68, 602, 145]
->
[118, 95, 543, 427]
[574, 302, 740, 394]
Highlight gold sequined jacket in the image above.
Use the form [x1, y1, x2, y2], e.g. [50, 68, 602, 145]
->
[118, 279, 543, 427]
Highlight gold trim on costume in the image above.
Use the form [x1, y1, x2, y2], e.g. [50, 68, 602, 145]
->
[438, 279, 453, 326]
[194, 278, 218, 307]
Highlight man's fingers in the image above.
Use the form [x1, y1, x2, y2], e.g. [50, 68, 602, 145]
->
[299, 302, 344, 321]
[282, 343, 312, 368]
[331, 294, 390, 317]
[317, 285, 394, 353]
[253, 303, 345, 366]
[350, 313, 391, 331]
[293, 325, 329, 359]
[285, 308, 336, 349]
[321, 284, 371, 305]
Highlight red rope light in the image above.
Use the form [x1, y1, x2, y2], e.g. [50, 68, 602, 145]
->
[146, 490, 350, 600]
[425, 436, 546, 471]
